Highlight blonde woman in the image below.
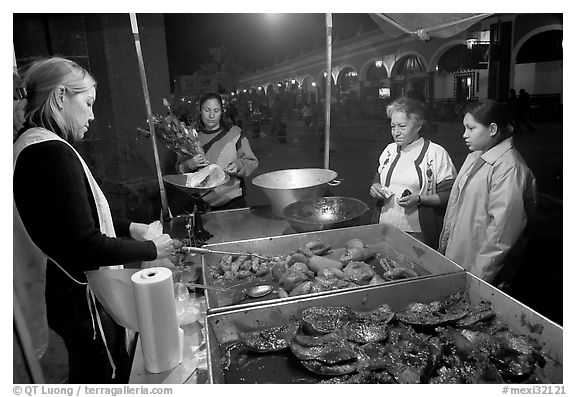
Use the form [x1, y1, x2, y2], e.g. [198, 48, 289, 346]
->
[14, 57, 177, 382]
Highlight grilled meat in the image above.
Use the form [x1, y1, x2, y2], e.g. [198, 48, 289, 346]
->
[238, 319, 300, 353]
[301, 306, 355, 335]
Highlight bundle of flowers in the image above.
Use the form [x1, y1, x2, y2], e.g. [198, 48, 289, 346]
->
[142, 98, 203, 158]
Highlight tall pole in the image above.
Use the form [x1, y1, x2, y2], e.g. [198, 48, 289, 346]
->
[129, 14, 171, 223]
[324, 13, 332, 170]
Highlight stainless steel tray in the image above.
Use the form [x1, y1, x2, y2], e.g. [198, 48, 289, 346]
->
[205, 272, 563, 384]
[200, 223, 464, 313]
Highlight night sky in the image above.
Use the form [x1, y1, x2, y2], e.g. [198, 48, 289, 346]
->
[164, 13, 378, 77]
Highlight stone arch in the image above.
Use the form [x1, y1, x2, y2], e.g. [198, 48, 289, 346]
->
[509, 24, 563, 109]
[511, 24, 562, 64]
[301, 74, 317, 89]
[390, 52, 429, 100]
[301, 74, 318, 104]
[429, 40, 468, 72]
[265, 83, 276, 97]
[336, 65, 360, 102]
[334, 64, 357, 84]
[318, 70, 336, 85]
[390, 51, 428, 76]
[359, 58, 390, 80]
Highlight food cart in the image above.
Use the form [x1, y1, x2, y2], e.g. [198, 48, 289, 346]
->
[124, 13, 562, 385]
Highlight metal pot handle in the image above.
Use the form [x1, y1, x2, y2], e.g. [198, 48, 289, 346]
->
[328, 178, 342, 187]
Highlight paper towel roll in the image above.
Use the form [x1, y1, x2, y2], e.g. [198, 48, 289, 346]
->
[131, 267, 183, 373]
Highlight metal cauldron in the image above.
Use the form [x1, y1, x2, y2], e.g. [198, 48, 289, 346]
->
[282, 196, 369, 233]
[252, 168, 340, 217]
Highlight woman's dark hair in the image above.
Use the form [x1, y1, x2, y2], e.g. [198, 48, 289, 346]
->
[465, 99, 513, 139]
[193, 92, 231, 132]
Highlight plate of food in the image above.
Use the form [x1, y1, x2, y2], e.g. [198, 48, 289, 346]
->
[164, 164, 229, 195]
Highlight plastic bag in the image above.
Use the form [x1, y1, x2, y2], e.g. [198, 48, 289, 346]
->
[173, 282, 202, 325]
[141, 220, 175, 269]
[184, 164, 226, 188]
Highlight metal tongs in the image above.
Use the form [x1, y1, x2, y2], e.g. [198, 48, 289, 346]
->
[181, 246, 269, 260]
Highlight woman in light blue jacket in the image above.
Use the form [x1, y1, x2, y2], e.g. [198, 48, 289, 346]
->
[439, 99, 537, 285]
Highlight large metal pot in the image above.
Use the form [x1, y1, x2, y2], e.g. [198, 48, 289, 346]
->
[252, 168, 339, 217]
[283, 196, 369, 233]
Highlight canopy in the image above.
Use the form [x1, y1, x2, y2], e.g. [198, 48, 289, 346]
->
[369, 13, 492, 41]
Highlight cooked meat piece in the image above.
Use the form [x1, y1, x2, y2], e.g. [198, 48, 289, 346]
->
[459, 328, 545, 378]
[455, 301, 496, 328]
[289, 338, 357, 365]
[301, 306, 355, 335]
[293, 331, 342, 347]
[289, 280, 315, 296]
[304, 240, 332, 256]
[369, 273, 386, 285]
[342, 261, 375, 285]
[279, 265, 314, 292]
[344, 238, 368, 248]
[379, 328, 440, 383]
[341, 305, 394, 344]
[270, 261, 288, 282]
[316, 267, 348, 280]
[339, 247, 376, 264]
[396, 293, 469, 326]
[436, 327, 505, 383]
[300, 359, 358, 376]
[239, 319, 299, 353]
[382, 267, 418, 280]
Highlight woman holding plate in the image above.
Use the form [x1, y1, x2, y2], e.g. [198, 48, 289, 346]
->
[176, 92, 259, 210]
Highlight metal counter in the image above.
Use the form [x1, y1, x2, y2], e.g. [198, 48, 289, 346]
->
[168, 205, 298, 244]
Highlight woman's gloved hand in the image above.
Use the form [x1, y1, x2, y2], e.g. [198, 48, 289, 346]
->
[152, 234, 175, 259]
[129, 222, 149, 241]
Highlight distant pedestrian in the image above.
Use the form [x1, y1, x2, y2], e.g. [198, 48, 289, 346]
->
[301, 103, 313, 133]
[270, 95, 284, 141]
[227, 98, 239, 125]
[506, 88, 518, 124]
[516, 89, 536, 133]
